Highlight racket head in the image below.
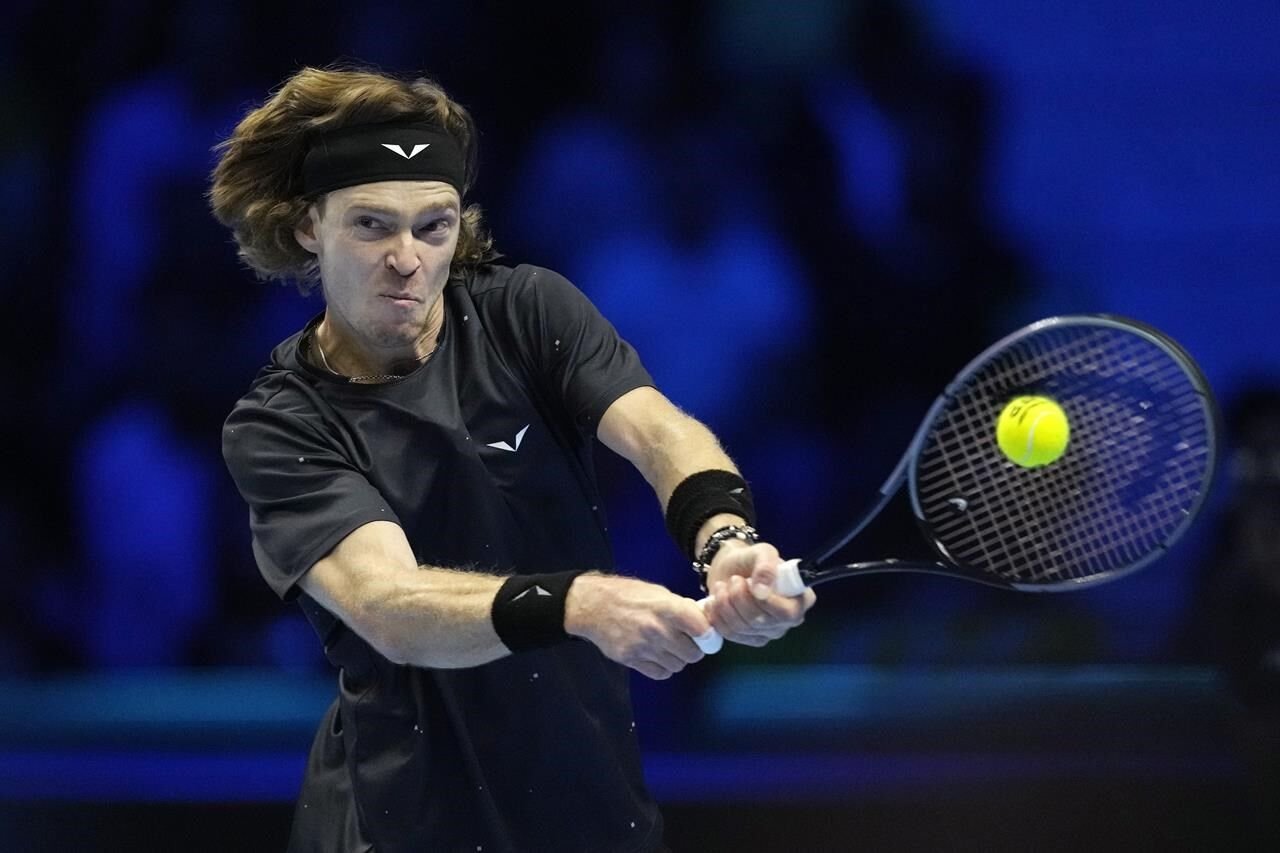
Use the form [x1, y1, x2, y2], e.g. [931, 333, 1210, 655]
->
[905, 315, 1218, 591]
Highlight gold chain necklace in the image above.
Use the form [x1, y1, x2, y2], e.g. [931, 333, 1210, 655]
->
[313, 329, 434, 384]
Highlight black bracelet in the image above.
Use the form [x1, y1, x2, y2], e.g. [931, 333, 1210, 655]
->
[664, 470, 757, 561]
[693, 524, 761, 577]
[491, 571, 584, 653]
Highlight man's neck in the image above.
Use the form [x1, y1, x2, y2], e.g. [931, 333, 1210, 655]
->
[316, 301, 444, 380]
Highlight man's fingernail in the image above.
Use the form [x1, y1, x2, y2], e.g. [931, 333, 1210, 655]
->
[750, 580, 772, 600]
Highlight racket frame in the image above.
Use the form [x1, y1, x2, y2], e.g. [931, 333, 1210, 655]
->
[693, 314, 1220, 654]
[795, 314, 1219, 593]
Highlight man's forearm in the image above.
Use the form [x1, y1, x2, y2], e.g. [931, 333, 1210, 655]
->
[644, 419, 751, 554]
[638, 412, 738, 506]
[298, 520, 516, 668]
[303, 558, 511, 669]
[597, 388, 810, 646]
[597, 388, 750, 558]
[362, 565, 512, 668]
[308, 559, 710, 681]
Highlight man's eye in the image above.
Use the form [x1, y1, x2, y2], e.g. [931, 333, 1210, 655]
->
[356, 217, 385, 230]
[419, 219, 451, 235]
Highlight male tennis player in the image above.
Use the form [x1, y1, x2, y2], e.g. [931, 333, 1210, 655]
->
[212, 66, 814, 852]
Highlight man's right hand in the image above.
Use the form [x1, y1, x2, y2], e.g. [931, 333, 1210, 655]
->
[564, 574, 710, 680]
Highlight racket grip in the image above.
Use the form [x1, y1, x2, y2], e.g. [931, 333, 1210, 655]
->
[693, 598, 723, 654]
[691, 560, 808, 656]
[774, 558, 807, 596]
[692, 625, 724, 655]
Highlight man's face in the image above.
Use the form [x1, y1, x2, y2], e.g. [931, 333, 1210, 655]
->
[295, 180, 461, 353]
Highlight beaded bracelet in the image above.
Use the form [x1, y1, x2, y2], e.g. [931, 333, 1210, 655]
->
[692, 524, 761, 579]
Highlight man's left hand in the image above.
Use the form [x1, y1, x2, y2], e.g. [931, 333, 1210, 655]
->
[702, 541, 815, 647]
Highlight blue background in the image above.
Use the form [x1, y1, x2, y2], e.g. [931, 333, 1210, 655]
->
[2, 1, 1278, 849]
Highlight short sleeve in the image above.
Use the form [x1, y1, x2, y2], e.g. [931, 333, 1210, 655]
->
[512, 267, 654, 428]
[223, 396, 400, 600]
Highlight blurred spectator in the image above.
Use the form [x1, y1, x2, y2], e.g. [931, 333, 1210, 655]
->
[1194, 385, 1280, 843]
[71, 401, 215, 666]
[64, 2, 262, 387]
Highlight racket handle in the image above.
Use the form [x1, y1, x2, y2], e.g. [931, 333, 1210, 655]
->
[774, 558, 808, 596]
[692, 624, 724, 655]
[693, 598, 724, 654]
[690, 560, 808, 655]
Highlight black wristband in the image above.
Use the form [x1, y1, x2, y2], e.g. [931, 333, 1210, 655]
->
[664, 470, 757, 561]
[491, 571, 584, 653]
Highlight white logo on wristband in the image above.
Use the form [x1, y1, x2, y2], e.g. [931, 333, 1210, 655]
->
[511, 585, 552, 601]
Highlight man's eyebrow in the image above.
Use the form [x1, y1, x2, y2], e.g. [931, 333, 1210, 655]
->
[346, 201, 460, 217]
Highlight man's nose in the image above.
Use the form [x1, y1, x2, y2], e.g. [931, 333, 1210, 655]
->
[385, 234, 421, 276]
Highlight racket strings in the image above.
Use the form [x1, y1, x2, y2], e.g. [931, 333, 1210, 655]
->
[1008, 331, 1205, 577]
[1000, 341, 1201, 579]
[914, 322, 1214, 587]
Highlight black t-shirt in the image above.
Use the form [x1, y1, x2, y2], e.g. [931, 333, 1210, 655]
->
[223, 264, 663, 853]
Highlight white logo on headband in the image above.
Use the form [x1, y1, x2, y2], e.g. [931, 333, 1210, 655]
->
[382, 143, 430, 159]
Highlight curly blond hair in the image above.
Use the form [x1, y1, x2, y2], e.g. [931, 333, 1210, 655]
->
[209, 65, 495, 291]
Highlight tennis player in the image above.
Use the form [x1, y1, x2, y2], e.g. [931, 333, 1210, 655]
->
[211, 66, 814, 852]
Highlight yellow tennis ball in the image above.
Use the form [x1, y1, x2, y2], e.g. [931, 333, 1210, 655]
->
[996, 396, 1070, 467]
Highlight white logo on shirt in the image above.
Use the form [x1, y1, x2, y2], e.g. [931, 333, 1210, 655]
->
[485, 425, 530, 453]
[382, 143, 430, 159]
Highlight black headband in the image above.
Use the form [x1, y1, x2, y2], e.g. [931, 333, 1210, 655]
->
[301, 121, 466, 197]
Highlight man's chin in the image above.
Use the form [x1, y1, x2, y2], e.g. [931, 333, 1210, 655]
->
[367, 320, 429, 350]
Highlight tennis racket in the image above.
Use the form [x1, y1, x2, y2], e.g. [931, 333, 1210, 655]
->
[692, 314, 1218, 654]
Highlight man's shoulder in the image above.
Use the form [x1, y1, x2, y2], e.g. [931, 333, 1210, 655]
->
[224, 327, 324, 431]
[462, 262, 574, 302]
[229, 368, 301, 417]
[222, 364, 338, 472]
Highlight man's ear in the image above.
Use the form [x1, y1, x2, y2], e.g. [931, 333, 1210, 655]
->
[295, 204, 321, 254]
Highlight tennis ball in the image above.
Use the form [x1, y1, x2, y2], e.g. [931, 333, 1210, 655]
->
[996, 396, 1070, 467]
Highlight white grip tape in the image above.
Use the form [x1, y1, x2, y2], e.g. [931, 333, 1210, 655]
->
[691, 559, 809, 655]
[693, 597, 723, 654]
[774, 558, 807, 596]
